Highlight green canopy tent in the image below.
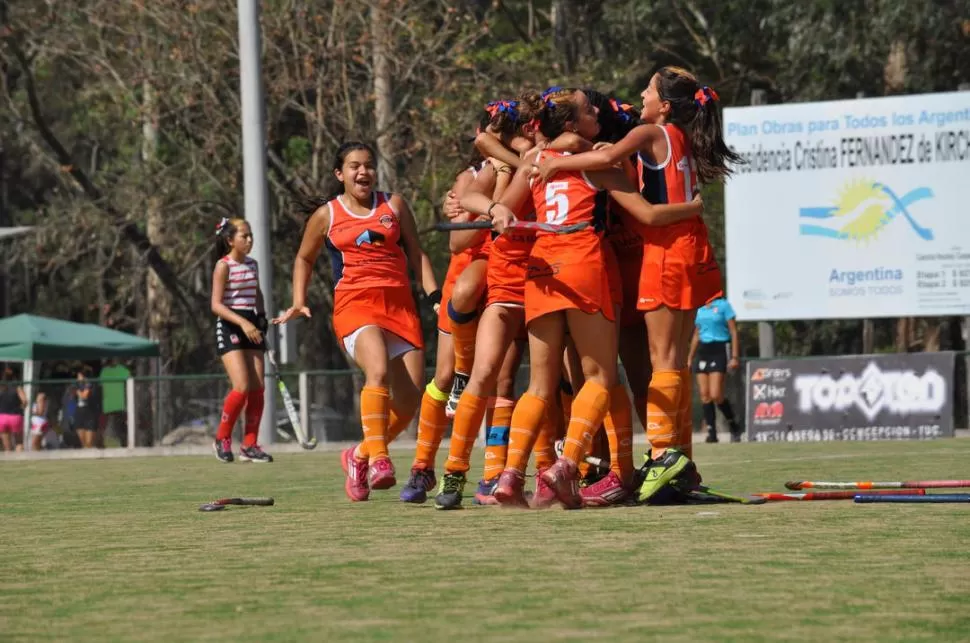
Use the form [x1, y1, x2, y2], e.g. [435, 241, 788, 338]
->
[0, 314, 160, 449]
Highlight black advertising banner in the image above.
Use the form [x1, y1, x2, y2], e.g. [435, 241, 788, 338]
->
[745, 352, 955, 442]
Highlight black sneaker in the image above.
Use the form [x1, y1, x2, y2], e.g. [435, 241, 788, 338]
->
[213, 438, 234, 463]
[239, 444, 274, 463]
[433, 472, 466, 510]
[705, 427, 719, 443]
[729, 422, 743, 443]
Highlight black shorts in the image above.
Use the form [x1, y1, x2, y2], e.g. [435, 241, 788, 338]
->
[216, 309, 266, 355]
[693, 341, 728, 374]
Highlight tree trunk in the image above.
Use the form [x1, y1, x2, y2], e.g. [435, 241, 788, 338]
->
[923, 319, 942, 352]
[895, 318, 910, 352]
[371, 1, 396, 188]
[0, 135, 8, 318]
[551, 0, 575, 74]
[142, 78, 172, 442]
[862, 319, 874, 354]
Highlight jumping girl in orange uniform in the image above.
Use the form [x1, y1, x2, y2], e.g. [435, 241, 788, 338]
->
[276, 142, 440, 502]
[536, 67, 742, 502]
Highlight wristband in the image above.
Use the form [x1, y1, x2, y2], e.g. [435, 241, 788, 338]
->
[425, 290, 442, 308]
[486, 202, 498, 219]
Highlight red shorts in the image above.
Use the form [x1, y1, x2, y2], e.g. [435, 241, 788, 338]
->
[525, 232, 615, 324]
[334, 285, 424, 350]
[637, 219, 724, 311]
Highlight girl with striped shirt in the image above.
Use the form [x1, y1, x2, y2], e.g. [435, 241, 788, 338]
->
[210, 217, 272, 464]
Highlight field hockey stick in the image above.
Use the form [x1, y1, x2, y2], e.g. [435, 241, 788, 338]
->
[198, 497, 275, 512]
[756, 489, 927, 502]
[854, 493, 970, 504]
[435, 220, 590, 234]
[785, 479, 970, 490]
[677, 483, 766, 505]
[265, 347, 318, 450]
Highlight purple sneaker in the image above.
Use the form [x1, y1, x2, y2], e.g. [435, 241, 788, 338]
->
[472, 477, 500, 505]
[400, 468, 437, 504]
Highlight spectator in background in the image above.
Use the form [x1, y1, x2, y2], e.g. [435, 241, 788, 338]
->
[99, 359, 131, 447]
[0, 366, 27, 451]
[688, 296, 743, 443]
[60, 371, 81, 448]
[29, 391, 55, 451]
[74, 365, 101, 448]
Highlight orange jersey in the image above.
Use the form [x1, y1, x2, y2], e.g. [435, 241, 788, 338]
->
[530, 151, 599, 231]
[524, 152, 614, 323]
[325, 193, 409, 291]
[637, 124, 698, 207]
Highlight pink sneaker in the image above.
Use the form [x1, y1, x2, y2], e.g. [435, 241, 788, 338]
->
[531, 467, 557, 510]
[368, 456, 397, 490]
[341, 447, 370, 502]
[580, 471, 628, 507]
[540, 458, 582, 509]
[493, 470, 528, 507]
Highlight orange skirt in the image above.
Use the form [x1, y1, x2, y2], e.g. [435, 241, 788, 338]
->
[637, 219, 724, 312]
[334, 285, 424, 349]
[525, 233, 615, 324]
[486, 250, 527, 308]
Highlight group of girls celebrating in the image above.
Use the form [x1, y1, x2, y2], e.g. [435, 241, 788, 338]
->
[219, 65, 740, 509]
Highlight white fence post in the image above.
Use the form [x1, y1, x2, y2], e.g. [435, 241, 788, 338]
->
[126, 377, 136, 450]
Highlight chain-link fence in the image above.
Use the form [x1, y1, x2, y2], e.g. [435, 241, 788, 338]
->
[3, 352, 967, 452]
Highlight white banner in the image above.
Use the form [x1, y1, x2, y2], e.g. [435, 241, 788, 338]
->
[724, 91, 970, 321]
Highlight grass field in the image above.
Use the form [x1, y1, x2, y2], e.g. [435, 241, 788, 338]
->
[2, 439, 970, 642]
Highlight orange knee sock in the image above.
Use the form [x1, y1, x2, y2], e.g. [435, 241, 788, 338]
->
[604, 385, 634, 483]
[561, 382, 611, 466]
[677, 368, 693, 459]
[412, 381, 449, 470]
[646, 370, 682, 460]
[449, 303, 479, 376]
[483, 397, 513, 481]
[533, 408, 559, 471]
[633, 393, 648, 435]
[359, 386, 390, 463]
[386, 400, 415, 445]
[505, 393, 548, 475]
[444, 390, 488, 474]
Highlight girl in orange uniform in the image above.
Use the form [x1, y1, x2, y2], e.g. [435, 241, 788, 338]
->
[276, 142, 439, 502]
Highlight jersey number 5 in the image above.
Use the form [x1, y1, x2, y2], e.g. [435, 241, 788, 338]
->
[544, 181, 570, 224]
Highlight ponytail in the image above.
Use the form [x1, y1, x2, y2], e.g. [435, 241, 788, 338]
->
[656, 67, 743, 183]
[214, 217, 246, 254]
